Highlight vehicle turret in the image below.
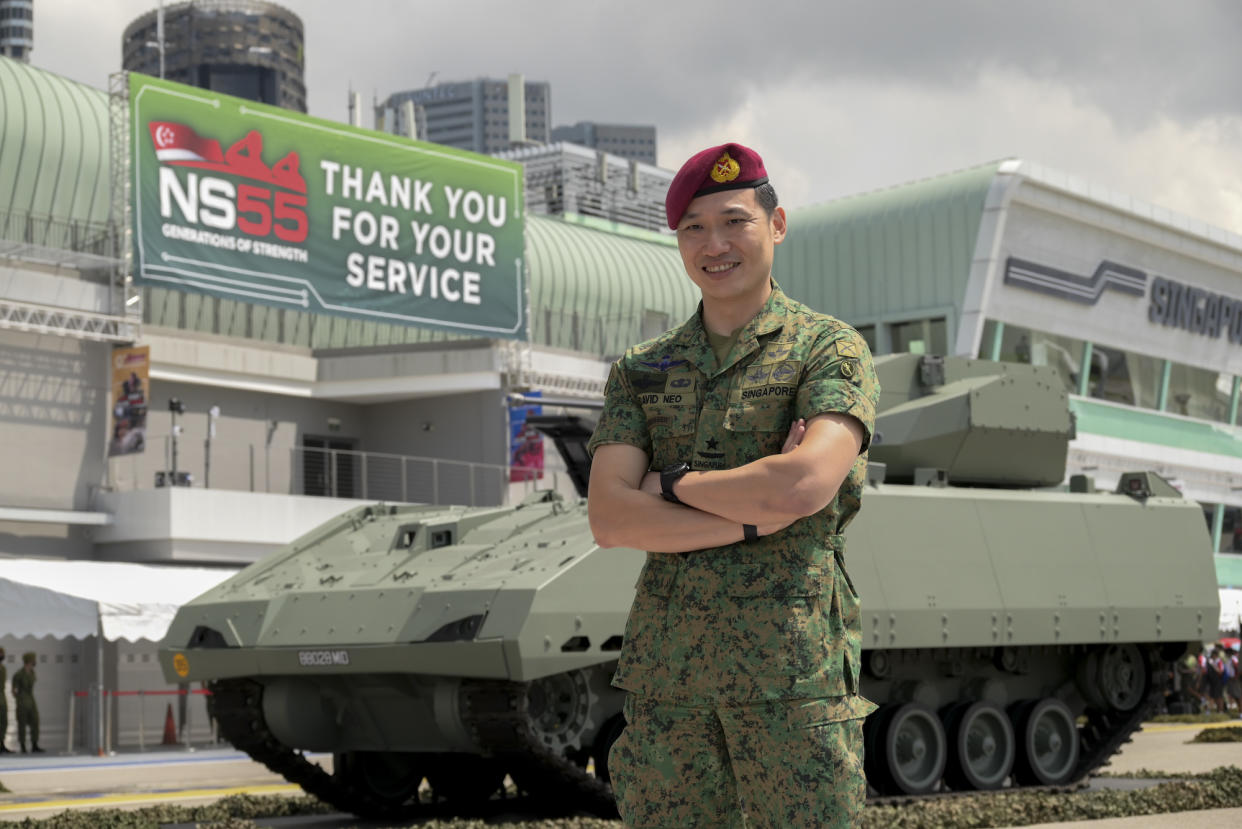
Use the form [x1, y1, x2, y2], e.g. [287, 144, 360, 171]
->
[870, 354, 1073, 487]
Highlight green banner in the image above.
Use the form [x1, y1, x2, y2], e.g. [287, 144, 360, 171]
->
[129, 73, 526, 338]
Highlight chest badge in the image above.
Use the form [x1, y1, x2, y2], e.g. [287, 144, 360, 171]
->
[640, 355, 689, 372]
[772, 362, 798, 383]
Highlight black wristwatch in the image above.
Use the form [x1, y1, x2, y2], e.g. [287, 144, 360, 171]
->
[660, 462, 691, 504]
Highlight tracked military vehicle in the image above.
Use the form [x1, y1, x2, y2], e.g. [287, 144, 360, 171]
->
[158, 355, 1220, 816]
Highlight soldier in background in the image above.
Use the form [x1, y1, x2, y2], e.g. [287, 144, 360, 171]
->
[0, 646, 9, 753]
[12, 651, 42, 753]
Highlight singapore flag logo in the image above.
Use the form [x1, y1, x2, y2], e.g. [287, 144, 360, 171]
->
[149, 121, 229, 165]
[154, 124, 176, 149]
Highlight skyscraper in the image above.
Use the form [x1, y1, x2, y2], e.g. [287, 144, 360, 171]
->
[551, 122, 657, 165]
[378, 75, 550, 155]
[0, 0, 33, 63]
[121, 0, 306, 112]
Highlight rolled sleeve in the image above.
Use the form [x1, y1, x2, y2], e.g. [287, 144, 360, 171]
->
[796, 326, 879, 451]
[587, 362, 652, 458]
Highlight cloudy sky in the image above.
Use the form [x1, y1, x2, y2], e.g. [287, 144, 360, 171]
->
[30, 0, 1242, 229]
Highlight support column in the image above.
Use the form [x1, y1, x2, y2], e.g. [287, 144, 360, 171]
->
[1213, 503, 1226, 554]
[1156, 359, 1172, 412]
[1078, 342, 1094, 397]
[1229, 375, 1241, 426]
[875, 322, 893, 356]
[1225, 376, 1241, 556]
[988, 321, 1005, 362]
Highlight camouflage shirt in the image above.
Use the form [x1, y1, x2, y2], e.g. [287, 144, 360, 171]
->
[588, 284, 880, 712]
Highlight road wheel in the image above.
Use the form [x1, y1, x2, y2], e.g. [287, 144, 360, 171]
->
[1010, 697, 1080, 786]
[941, 701, 1014, 790]
[868, 702, 946, 795]
[334, 750, 424, 815]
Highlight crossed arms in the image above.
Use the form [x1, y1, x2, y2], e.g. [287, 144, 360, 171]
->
[587, 413, 864, 554]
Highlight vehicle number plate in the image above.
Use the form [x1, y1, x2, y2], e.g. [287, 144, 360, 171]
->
[297, 649, 350, 667]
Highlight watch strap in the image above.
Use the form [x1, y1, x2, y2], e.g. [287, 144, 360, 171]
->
[661, 463, 689, 504]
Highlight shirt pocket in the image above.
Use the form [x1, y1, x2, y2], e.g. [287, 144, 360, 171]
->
[644, 404, 697, 469]
[722, 402, 791, 465]
[719, 561, 832, 677]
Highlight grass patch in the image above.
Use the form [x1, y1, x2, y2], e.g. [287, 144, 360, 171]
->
[1191, 726, 1242, 743]
[9, 767, 1242, 828]
[2, 793, 333, 828]
[860, 766, 1242, 828]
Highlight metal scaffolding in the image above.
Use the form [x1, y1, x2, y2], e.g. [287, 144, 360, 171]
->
[0, 298, 136, 342]
[109, 70, 141, 334]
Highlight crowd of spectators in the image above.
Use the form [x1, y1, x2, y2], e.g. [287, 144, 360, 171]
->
[1175, 642, 1242, 715]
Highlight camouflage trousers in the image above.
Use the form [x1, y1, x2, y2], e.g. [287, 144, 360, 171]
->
[609, 695, 867, 828]
[16, 701, 38, 747]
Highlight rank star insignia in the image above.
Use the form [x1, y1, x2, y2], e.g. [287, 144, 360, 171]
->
[710, 152, 741, 183]
[706, 438, 719, 450]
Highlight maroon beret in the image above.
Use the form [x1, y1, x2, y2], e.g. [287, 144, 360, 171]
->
[665, 142, 769, 229]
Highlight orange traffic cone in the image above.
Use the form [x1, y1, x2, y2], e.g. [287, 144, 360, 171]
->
[162, 703, 178, 745]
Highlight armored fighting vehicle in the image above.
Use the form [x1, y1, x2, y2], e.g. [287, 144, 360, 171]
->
[158, 355, 1220, 816]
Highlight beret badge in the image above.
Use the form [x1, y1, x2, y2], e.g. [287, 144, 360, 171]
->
[665, 142, 768, 229]
[710, 152, 741, 183]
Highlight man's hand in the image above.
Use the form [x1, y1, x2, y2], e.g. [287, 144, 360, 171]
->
[781, 417, 807, 453]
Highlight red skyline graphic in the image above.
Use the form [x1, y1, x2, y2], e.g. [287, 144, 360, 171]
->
[148, 121, 306, 193]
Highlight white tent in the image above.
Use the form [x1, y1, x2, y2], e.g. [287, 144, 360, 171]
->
[0, 558, 238, 642]
[1221, 588, 1242, 637]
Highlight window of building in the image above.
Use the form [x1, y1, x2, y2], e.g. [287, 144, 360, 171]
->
[978, 319, 1238, 420]
[890, 317, 947, 355]
[855, 325, 877, 354]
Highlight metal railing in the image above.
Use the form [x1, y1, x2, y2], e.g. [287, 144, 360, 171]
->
[67, 687, 216, 754]
[0, 208, 119, 258]
[108, 435, 578, 506]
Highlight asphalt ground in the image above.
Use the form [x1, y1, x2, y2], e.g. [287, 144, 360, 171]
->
[0, 746, 323, 821]
[0, 721, 1238, 825]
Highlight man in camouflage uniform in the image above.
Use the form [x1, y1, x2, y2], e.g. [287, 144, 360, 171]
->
[587, 143, 879, 828]
[13, 651, 41, 753]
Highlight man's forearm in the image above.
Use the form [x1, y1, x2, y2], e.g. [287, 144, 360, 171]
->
[671, 455, 810, 526]
[590, 486, 752, 553]
[666, 414, 863, 525]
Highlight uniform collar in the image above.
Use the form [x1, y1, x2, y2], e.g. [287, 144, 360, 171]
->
[672, 281, 791, 376]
